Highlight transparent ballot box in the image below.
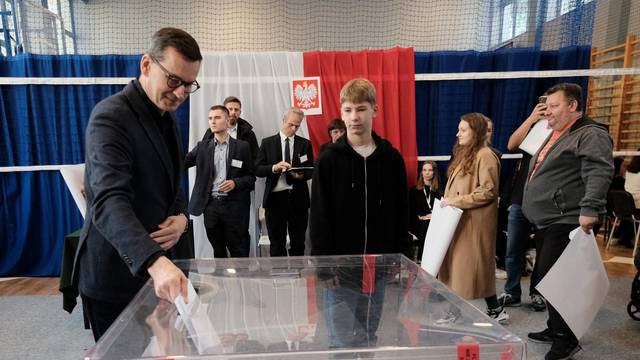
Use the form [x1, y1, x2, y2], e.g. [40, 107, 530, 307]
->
[86, 255, 526, 359]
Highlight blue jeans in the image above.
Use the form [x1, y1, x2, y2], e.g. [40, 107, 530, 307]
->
[323, 273, 386, 348]
[504, 204, 534, 298]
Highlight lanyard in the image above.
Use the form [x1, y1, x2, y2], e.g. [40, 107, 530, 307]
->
[424, 188, 432, 210]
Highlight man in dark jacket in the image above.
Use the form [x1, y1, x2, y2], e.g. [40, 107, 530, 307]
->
[201, 96, 259, 160]
[522, 83, 613, 360]
[310, 78, 408, 349]
[255, 107, 314, 256]
[185, 105, 255, 257]
[73, 28, 200, 341]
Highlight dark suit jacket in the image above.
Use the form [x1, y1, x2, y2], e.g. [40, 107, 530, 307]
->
[72, 80, 188, 304]
[202, 118, 259, 160]
[255, 133, 313, 209]
[185, 136, 255, 216]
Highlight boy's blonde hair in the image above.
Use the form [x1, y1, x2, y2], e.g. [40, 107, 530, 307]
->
[340, 78, 376, 106]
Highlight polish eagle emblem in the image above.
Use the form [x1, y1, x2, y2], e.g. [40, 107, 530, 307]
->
[294, 81, 318, 109]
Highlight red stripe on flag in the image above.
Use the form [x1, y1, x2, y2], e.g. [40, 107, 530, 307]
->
[303, 48, 418, 185]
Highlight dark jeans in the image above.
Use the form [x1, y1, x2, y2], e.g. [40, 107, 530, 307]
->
[81, 294, 128, 341]
[323, 270, 386, 348]
[533, 223, 581, 342]
[504, 204, 539, 298]
[204, 195, 250, 258]
[265, 190, 309, 256]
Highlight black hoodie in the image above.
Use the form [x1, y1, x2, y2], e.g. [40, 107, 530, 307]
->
[310, 131, 409, 256]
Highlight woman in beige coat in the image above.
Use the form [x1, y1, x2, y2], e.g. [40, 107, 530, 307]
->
[439, 112, 507, 323]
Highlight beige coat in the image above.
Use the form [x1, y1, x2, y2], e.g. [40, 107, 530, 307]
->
[438, 147, 500, 300]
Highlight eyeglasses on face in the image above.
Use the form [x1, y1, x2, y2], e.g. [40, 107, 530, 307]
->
[150, 55, 200, 94]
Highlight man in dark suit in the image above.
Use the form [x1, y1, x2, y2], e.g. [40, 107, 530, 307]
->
[255, 107, 313, 256]
[72, 28, 201, 341]
[186, 105, 255, 257]
[201, 96, 259, 160]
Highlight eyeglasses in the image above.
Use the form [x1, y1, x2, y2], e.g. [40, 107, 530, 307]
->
[150, 55, 200, 94]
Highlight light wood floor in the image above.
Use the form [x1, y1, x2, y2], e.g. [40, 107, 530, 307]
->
[0, 236, 637, 296]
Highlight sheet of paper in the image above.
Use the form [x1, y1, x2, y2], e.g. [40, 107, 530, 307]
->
[536, 227, 610, 339]
[174, 278, 220, 353]
[518, 119, 553, 156]
[59, 164, 86, 218]
[421, 198, 463, 277]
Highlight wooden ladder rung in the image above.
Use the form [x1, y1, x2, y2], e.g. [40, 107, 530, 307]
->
[588, 104, 615, 110]
[619, 139, 640, 143]
[620, 130, 640, 134]
[592, 54, 626, 65]
[589, 95, 620, 100]
[591, 112, 614, 118]
[591, 43, 626, 56]
[623, 110, 640, 114]
[589, 84, 617, 92]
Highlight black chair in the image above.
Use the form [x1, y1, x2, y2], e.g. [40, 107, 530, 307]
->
[606, 190, 640, 256]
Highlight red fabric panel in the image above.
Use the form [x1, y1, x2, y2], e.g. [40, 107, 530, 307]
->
[303, 48, 417, 184]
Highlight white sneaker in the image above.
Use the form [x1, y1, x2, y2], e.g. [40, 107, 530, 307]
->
[487, 307, 509, 324]
[435, 311, 459, 325]
[495, 268, 507, 280]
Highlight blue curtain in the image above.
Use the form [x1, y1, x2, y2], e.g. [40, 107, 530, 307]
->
[0, 55, 191, 276]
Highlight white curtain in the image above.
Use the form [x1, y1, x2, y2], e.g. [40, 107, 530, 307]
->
[188, 52, 305, 258]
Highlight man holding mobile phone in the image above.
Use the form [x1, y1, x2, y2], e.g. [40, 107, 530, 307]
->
[522, 83, 613, 359]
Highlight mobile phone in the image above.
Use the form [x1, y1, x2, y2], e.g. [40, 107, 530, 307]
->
[538, 95, 547, 104]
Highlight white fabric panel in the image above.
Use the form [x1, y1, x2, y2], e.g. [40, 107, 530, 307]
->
[188, 52, 305, 258]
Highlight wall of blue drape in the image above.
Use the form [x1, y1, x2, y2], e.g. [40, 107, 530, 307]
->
[0, 47, 590, 276]
[0, 55, 191, 276]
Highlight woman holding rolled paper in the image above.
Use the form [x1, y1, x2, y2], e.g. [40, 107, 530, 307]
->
[438, 113, 506, 323]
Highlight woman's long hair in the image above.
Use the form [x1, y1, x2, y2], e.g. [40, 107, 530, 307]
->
[416, 160, 441, 192]
[447, 113, 490, 178]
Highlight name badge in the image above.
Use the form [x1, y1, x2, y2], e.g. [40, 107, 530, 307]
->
[300, 154, 308, 163]
[231, 159, 243, 168]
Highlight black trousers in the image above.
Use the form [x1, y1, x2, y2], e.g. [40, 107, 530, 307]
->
[204, 195, 250, 258]
[265, 190, 309, 256]
[533, 223, 600, 343]
[81, 294, 128, 341]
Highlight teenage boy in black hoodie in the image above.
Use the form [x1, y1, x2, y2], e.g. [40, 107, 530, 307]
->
[310, 78, 408, 349]
[310, 78, 408, 256]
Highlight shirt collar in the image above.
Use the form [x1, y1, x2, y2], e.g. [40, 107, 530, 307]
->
[214, 134, 229, 145]
[279, 131, 293, 142]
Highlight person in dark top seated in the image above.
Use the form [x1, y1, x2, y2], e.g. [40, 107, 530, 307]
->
[408, 160, 442, 262]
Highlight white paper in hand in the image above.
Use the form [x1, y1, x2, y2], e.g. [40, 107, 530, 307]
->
[518, 119, 553, 156]
[421, 198, 463, 277]
[174, 278, 220, 353]
[536, 227, 609, 339]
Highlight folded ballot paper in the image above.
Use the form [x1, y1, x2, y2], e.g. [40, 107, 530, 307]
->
[518, 119, 553, 156]
[536, 227, 609, 339]
[174, 278, 220, 353]
[60, 164, 86, 218]
[421, 198, 463, 277]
